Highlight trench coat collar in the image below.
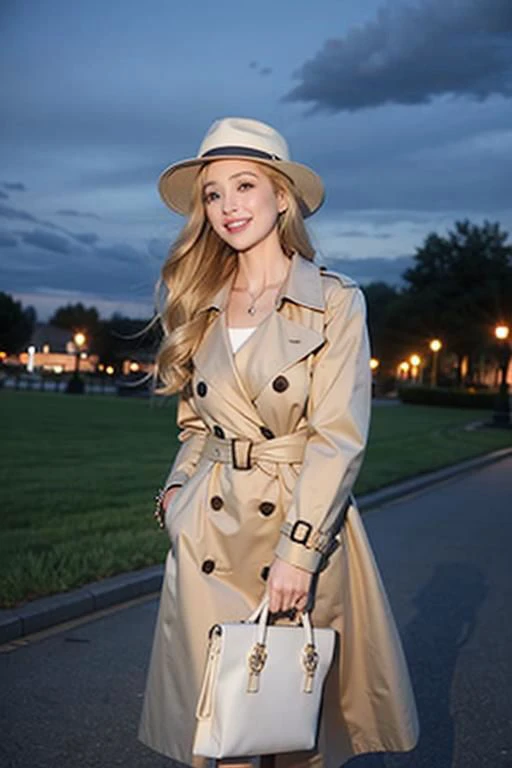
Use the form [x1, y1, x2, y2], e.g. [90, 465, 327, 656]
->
[205, 251, 325, 314]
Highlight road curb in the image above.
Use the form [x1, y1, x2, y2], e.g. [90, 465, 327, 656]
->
[2, 447, 511, 644]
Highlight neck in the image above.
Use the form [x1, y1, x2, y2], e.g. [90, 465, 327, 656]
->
[234, 231, 291, 291]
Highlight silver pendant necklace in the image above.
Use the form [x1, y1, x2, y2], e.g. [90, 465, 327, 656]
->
[233, 268, 289, 315]
[246, 278, 285, 315]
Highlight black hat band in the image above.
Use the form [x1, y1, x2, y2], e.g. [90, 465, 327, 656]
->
[200, 146, 282, 161]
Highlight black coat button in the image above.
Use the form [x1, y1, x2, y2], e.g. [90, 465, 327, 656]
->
[213, 425, 225, 439]
[272, 375, 289, 393]
[210, 495, 223, 510]
[260, 426, 275, 440]
[201, 559, 215, 574]
[196, 381, 207, 397]
[259, 501, 275, 517]
[260, 566, 270, 582]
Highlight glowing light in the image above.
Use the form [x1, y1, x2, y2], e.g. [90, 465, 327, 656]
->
[399, 362, 410, 373]
[495, 324, 510, 341]
[73, 332, 86, 348]
[410, 354, 421, 367]
[429, 339, 442, 353]
[106, 366, 114, 375]
[370, 358, 379, 371]
[129, 361, 140, 372]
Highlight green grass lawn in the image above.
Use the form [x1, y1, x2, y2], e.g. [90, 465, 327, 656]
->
[1, 390, 510, 607]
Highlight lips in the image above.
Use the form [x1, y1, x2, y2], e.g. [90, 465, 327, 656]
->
[224, 218, 251, 234]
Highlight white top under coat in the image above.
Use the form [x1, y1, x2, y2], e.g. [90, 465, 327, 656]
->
[227, 326, 257, 353]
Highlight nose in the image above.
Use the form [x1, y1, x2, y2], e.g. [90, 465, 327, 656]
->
[222, 190, 238, 214]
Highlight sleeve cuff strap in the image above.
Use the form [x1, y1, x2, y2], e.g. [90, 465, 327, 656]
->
[274, 535, 322, 573]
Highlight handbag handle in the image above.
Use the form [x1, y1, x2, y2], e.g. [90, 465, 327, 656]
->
[246, 597, 314, 645]
[245, 597, 318, 693]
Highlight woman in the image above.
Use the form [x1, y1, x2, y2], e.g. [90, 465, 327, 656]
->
[138, 117, 419, 767]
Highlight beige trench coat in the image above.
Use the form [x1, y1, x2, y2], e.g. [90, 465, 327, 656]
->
[138, 252, 419, 767]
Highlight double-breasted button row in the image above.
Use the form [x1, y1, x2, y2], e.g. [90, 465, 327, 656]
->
[260, 565, 270, 582]
[213, 425, 225, 439]
[210, 495, 223, 510]
[260, 426, 275, 440]
[272, 375, 289, 393]
[201, 559, 215, 574]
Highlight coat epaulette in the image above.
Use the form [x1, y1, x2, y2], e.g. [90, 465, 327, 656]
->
[318, 265, 358, 289]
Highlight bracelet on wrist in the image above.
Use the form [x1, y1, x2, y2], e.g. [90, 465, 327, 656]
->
[153, 484, 181, 529]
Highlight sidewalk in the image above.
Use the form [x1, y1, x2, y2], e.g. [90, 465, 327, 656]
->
[2, 445, 511, 645]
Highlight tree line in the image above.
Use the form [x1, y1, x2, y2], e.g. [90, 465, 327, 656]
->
[2, 220, 511, 384]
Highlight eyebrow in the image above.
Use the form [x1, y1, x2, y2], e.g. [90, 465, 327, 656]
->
[202, 171, 259, 191]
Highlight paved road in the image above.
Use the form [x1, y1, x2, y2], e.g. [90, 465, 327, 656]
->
[1, 458, 511, 768]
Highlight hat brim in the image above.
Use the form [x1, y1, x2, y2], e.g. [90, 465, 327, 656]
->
[158, 155, 325, 218]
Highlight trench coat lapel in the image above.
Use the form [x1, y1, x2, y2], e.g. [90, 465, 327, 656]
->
[193, 309, 260, 424]
[234, 253, 326, 398]
[193, 252, 325, 414]
[234, 311, 324, 400]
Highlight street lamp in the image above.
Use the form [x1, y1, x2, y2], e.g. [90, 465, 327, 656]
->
[429, 339, 442, 388]
[493, 324, 510, 427]
[410, 354, 421, 382]
[66, 331, 87, 395]
[73, 332, 86, 373]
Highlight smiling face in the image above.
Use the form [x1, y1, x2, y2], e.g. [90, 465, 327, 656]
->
[201, 159, 288, 253]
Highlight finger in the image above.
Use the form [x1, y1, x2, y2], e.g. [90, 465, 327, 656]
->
[281, 586, 297, 613]
[295, 594, 308, 613]
[268, 584, 282, 614]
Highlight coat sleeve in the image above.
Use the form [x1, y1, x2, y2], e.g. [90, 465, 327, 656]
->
[274, 283, 372, 573]
[162, 389, 208, 489]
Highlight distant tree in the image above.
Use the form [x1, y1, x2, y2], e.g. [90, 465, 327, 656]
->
[49, 302, 100, 334]
[94, 313, 162, 368]
[362, 282, 405, 373]
[0, 292, 36, 355]
[401, 220, 512, 383]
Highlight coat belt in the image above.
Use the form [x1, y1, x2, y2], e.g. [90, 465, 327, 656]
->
[201, 430, 308, 470]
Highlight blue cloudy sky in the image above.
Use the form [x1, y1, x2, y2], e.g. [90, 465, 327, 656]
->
[2, 0, 512, 320]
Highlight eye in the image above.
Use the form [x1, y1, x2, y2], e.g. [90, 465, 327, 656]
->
[238, 181, 254, 192]
[203, 190, 220, 204]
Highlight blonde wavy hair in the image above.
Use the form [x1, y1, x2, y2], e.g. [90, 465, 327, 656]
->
[151, 163, 316, 396]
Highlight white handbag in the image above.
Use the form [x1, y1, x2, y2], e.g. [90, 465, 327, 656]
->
[192, 598, 336, 759]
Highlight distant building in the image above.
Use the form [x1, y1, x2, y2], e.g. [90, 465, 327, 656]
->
[15, 322, 99, 373]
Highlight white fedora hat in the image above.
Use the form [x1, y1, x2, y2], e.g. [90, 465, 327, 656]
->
[158, 117, 325, 218]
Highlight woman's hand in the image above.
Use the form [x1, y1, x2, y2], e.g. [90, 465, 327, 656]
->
[267, 557, 312, 614]
[154, 485, 181, 528]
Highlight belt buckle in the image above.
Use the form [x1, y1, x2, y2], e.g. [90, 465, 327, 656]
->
[231, 438, 253, 470]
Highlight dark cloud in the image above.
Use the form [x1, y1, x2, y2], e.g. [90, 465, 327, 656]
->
[0, 232, 17, 247]
[260, 67, 272, 76]
[0, 235, 157, 317]
[56, 208, 101, 220]
[21, 229, 72, 255]
[249, 61, 258, 69]
[70, 232, 100, 245]
[95, 243, 148, 264]
[0, 203, 37, 223]
[322, 254, 412, 285]
[0, 190, 8, 200]
[337, 229, 392, 239]
[284, 0, 512, 112]
[2, 182, 26, 192]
